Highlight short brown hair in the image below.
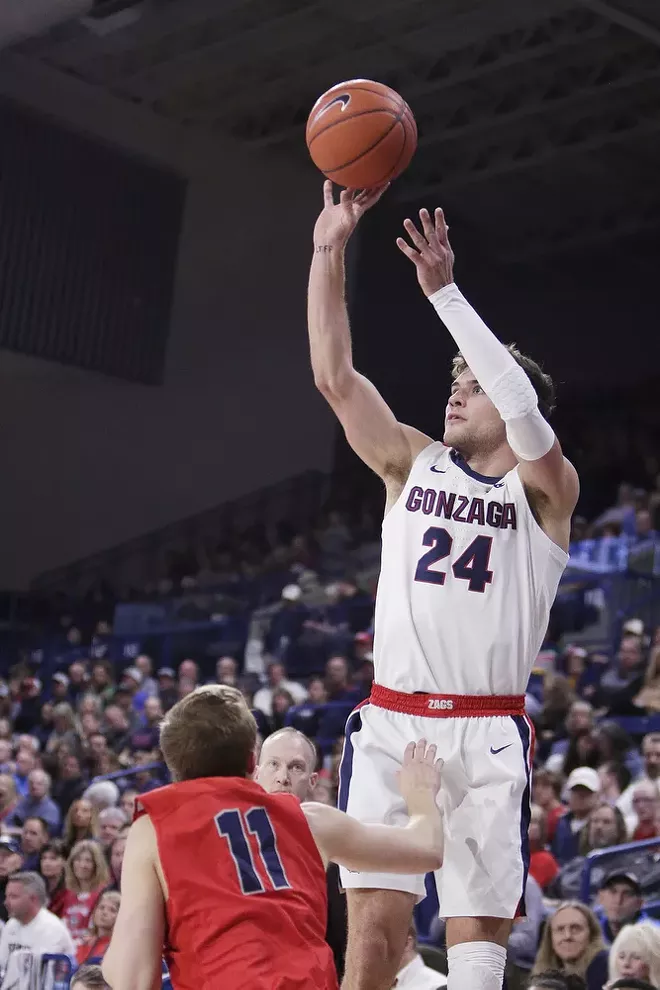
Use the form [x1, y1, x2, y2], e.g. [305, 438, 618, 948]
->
[160, 685, 257, 781]
[452, 345, 556, 418]
[71, 965, 110, 990]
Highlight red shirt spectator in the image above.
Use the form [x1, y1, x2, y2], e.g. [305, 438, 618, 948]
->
[58, 839, 110, 945]
[76, 891, 120, 964]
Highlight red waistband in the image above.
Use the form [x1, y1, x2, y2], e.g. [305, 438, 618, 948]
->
[369, 683, 526, 718]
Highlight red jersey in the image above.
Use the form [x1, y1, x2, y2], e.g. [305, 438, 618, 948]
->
[136, 777, 337, 990]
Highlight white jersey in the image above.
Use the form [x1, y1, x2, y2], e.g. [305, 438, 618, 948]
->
[373, 441, 568, 696]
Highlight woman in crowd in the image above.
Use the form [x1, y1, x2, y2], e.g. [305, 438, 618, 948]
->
[548, 803, 628, 901]
[0, 775, 19, 830]
[533, 770, 568, 844]
[45, 702, 81, 755]
[533, 902, 609, 990]
[59, 839, 110, 944]
[63, 798, 99, 854]
[76, 890, 121, 965]
[40, 838, 67, 915]
[118, 789, 138, 823]
[106, 834, 126, 893]
[608, 922, 660, 988]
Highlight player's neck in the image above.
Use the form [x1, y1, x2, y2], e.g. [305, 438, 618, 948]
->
[460, 444, 517, 480]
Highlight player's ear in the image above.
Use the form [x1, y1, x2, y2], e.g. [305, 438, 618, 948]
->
[308, 772, 318, 792]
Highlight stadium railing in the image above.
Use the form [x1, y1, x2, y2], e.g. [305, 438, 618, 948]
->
[579, 836, 660, 903]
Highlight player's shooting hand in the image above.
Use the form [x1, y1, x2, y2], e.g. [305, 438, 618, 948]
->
[397, 738, 443, 813]
[313, 180, 389, 251]
[396, 207, 454, 296]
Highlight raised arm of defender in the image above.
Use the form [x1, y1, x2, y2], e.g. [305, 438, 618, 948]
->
[308, 182, 432, 489]
[303, 739, 443, 873]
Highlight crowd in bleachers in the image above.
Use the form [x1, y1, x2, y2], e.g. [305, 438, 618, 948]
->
[3, 419, 660, 989]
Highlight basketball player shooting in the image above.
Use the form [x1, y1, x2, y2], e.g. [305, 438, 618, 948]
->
[307, 183, 579, 990]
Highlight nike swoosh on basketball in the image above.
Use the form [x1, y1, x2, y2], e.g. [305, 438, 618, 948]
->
[430, 465, 447, 474]
[490, 744, 512, 755]
[317, 94, 351, 117]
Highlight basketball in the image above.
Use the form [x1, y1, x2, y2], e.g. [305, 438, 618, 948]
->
[306, 79, 417, 188]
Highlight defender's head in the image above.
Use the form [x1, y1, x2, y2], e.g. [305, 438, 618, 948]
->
[160, 684, 258, 781]
[444, 347, 555, 457]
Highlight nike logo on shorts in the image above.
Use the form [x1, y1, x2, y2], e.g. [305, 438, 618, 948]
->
[490, 744, 512, 755]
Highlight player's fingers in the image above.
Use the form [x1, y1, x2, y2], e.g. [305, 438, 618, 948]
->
[434, 208, 450, 247]
[403, 217, 427, 251]
[323, 180, 334, 208]
[419, 208, 434, 241]
[339, 188, 352, 206]
[415, 738, 427, 761]
[403, 741, 416, 764]
[395, 237, 420, 262]
[424, 743, 438, 765]
[434, 758, 444, 772]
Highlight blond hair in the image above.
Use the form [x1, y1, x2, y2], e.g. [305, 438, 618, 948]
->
[160, 684, 257, 781]
[533, 902, 605, 979]
[64, 839, 110, 893]
[63, 800, 99, 851]
[609, 922, 660, 986]
[89, 890, 121, 936]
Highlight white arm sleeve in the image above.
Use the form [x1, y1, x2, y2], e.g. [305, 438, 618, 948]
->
[429, 283, 555, 461]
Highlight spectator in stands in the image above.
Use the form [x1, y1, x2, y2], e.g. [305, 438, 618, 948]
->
[53, 752, 87, 816]
[50, 673, 70, 703]
[392, 922, 446, 989]
[60, 839, 110, 945]
[504, 873, 546, 989]
[215, 657, 239, 687]
[45, 703, 81, 756]
[597, 634, 647, 716]
[76, 890, 121, 965]
[178, 660, 199, 687]
[528, 805, 560, 891]
[134, 656, 158, 698]
[270, 689, 295, 732]
[0, 837, 24, 922]
[13, 769, 61, 835]
[0, 741, 13, 773]
[120, 667, 148, 714]
[63, 799, 99, 854]
[630, 782, 660, 841]
[89, 663, 115, 705]
[0, 775, 19, 830]
[595, 872, 660, 945]
[71, 963, 111, 990]
[83, 781, 119, 813]
[128, 696, 162, 752]
[107, 834, 126, 892]
[13, 748, 37, 799]
[597, 722, 643, 780]
[156, 668, 178, 711]
[635, 641, 660, 714]
[549, 802, 627, 901]
[0, 872, 74, 975]
[103, 705, 131, 754]
[533, 770, 567, 843]
[552, 767, 601, 864]
[255, 727, 346, 981]
[619, 733, 660, 834]
[68, 662, 89, 704]
[20, 817, 49, 871]
[532, 902, 608, 990]
[544, 701, 594, 772]
[119, 789, 137, 823]
[608, 981, 658, 990]
[39, 839, 67, 916]
[98, 809, 127, 852]
[609, 922, 660, 987]
[253, 661, 307, 717]
[324, 656, 360, 704]
[599, 761, 633, 806]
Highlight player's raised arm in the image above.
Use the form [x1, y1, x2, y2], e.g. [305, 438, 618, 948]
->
[302, 739, 443, 873]
[308, 182, 432, 485]
[396, 209, 579, 530]
[102, 815, 165, 990]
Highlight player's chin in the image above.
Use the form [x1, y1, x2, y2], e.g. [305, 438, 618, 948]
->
[443, 422, 465, 446]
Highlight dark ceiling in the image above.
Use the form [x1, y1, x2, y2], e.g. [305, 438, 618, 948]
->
[9, 0, 660, 259]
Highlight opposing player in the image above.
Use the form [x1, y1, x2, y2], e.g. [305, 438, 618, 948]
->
[307, 182, 579, 990]
[102, 685, 444, 990]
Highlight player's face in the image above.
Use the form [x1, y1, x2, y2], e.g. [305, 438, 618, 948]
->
[443, 369, 505, 455]
[255, 736, 317, 801]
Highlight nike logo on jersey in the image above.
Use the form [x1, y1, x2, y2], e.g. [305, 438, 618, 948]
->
[430, 465, 447, 474]
[492, 482, 505, 488]
[490, 744, 512, 755]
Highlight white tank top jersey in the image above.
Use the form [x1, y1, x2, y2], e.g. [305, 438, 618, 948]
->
[373, 441, 569, 697]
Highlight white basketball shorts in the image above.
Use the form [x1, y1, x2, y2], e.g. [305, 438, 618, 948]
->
[337, 684, 534, 920]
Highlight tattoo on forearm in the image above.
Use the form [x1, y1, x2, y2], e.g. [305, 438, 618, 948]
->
[315, 245, 333, 253]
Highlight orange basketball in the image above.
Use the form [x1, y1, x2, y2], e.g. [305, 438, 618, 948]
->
[306, 79, 417, 188]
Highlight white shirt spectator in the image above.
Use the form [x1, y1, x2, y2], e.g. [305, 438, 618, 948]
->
[253, 680, 307, 717]
[0, 907, 74, 974]
[394, 953, 447, 990]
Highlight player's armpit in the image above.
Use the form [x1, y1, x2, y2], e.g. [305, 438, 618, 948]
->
[302, 802, 443, 874]
[103, 815, 165, 990]
[516, 439, 579, 523]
